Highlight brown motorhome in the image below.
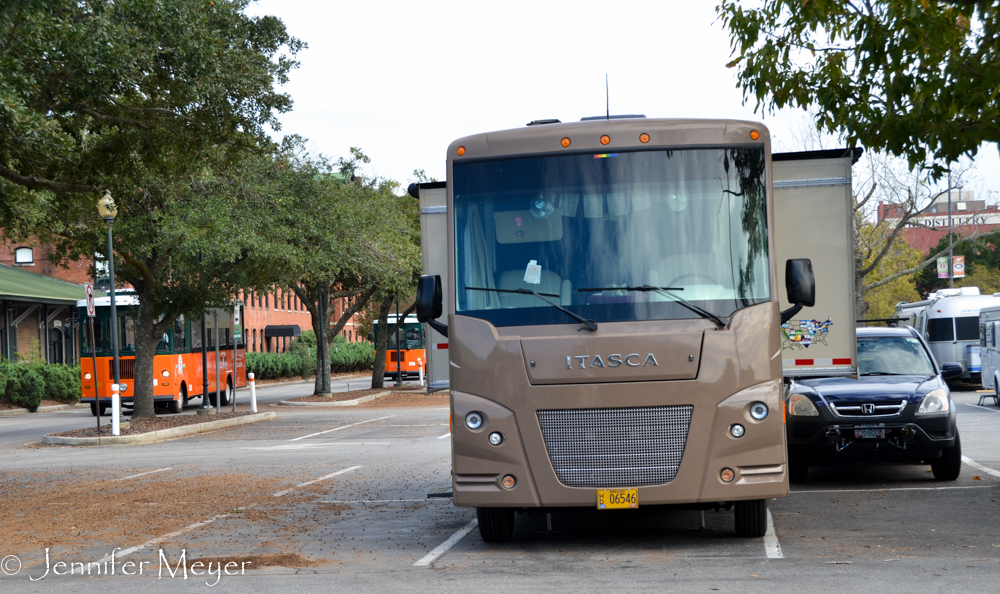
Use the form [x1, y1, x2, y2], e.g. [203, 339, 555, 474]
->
[416, 117, 819, 542]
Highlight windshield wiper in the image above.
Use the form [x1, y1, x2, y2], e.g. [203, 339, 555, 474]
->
[578, 285, 727, 329]
[465, 287, 597, 331]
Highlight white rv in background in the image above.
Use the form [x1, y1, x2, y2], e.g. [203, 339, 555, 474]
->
[978, 302, 1000, 402]
[895, 287, 1000, 383]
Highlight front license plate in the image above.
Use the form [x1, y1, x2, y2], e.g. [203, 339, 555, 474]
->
[597, 488, 638, 510]
[854, 428, 884, 439]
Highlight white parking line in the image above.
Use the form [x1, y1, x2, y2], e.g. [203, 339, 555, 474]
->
[95, 505, 257, 563]
[273, 465, 362, 497]
[413, 518, 478, 567]
[116, 467, 172, 481]
[289, 416, 394, 441]
[792, 485, 992, 494]
[961, 456, 1000, 479]
[764, 509, 783, 559]
[436, 433, 451, 439]
[963, 403, 1000, 413]
[247, 442, 390, 452]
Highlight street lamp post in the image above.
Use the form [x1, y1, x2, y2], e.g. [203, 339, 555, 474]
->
[97, 192, 123, 433]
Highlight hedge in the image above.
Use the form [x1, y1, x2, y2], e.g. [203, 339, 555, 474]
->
[0, 361, 81, 411]
[245, 336, 375, 379]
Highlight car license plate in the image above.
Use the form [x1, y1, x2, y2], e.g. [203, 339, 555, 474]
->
[597, 488, 638, 509]
[854, 428, 884, 439]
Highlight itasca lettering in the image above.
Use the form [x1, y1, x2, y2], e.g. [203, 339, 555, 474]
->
[566, 354, 658, 369]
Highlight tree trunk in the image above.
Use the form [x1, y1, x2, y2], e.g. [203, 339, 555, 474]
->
[370, 295, 394, 389]
[131, 290, 161, 420]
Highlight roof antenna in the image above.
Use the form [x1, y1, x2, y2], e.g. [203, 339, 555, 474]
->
[605, 74, 610, 121]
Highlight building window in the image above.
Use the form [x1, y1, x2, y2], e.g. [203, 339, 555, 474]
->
[14, 247, 33, 265]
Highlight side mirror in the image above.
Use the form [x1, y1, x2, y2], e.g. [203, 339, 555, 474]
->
[780, 259, 815, 324]
[416, 275, 448, 338]
[785, 259, 816, 306]
[940, 362, 963, 380]
[416, 275, 443, 322]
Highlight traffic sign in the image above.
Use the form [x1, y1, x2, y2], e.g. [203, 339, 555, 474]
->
[233, 304, 242, 341]
[85, 283, 96, 317]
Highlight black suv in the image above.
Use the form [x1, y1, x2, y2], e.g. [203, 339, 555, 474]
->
[785, 326, 963, 482]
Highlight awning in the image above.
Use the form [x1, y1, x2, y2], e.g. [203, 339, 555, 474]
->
[264, 324, 301, 338]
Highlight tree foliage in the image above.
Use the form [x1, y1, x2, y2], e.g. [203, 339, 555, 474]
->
[717, 0, 1000, 172]
[262, 144, 421, 394]
[914, 228, 1000, 295]
[0, 0, 302, 419]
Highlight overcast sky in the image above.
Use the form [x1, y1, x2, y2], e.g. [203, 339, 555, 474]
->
[246, 0, 998, 200]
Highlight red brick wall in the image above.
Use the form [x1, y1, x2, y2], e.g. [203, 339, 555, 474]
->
[0, 239, 94, 284]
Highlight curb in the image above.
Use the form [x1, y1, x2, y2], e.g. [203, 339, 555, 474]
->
[41, 411, 276, 446]
[0, 403, 84, 417]
[278, 391, 392, 407]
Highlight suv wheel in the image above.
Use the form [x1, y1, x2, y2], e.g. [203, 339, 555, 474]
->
[931, 432, 962, 481]
[477, 507, 515, 542]
[734, 499, 768, 537]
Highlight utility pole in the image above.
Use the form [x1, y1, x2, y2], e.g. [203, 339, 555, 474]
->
[948, 170, 954, 289]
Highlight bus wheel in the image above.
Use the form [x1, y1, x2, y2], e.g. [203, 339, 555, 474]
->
[476, 507, 515, 542]
[220, 378, 232, 406]
[734, 499, 768, 537]
[90, 402, 99, 417]
[168, 388, 184, 414]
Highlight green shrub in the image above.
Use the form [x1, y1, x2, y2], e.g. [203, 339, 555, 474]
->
[246, 351, 306, 380]
[330, 340, 374, 373]
[32, 364, 81, 404]
[288, 337, 316, 378]
[0, 361, 45, 412]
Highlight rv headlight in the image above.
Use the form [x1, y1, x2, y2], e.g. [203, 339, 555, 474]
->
[787, 393, 820, 417]
[749, 401, 769, 420]
[465, 412, 484, 430]
[917, 389, 950, 414]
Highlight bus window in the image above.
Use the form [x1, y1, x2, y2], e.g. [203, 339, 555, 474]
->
[926, 318, 954, 342]
[174, 317, 187, 352]
[81, 318, 105, 354]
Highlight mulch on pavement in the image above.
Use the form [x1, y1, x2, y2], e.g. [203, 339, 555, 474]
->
[48, 411, 258, 438]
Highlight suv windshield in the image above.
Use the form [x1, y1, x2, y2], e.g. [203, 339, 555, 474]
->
[858, 336, 936, 376]
[453, 147, 770, 327]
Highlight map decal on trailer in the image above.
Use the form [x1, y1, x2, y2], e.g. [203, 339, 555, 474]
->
[781, 318, 833, 349]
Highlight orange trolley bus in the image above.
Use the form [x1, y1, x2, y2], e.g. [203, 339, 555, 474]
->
[373, 314, 427, 381]
[78, 294, 246, 415]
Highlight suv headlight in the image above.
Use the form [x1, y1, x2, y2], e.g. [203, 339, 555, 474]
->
[787, 393, 820, 416]
[917, 389, 950, 414]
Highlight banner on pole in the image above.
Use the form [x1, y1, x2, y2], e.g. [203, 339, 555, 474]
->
[937, 257, 949, 279]
[953, 255, 966, 278]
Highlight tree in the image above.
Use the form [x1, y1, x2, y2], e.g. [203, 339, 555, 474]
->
[265, 145, 421, 395]
[914, 228, 1000, 295]
[852, 152, 980, 317]
[0, 0, 303, 419]
[717, 0, 1000, 172]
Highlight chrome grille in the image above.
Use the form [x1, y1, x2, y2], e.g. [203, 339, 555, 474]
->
[537, 405, 694, 488]
[830, 400, 906, 417]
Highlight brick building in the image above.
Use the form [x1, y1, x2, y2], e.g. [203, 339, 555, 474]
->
[240, 287, 362, 354]
[878, 191, 1000, 254]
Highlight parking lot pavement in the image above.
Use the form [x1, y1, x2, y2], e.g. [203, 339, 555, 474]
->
[3, 390, 1000, 593]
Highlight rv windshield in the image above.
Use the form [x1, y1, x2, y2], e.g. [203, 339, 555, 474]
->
[453, 147, 770, 327]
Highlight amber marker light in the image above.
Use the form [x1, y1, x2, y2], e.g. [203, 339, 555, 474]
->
[639, 133, 650, 143]
[456, 146, 466, 156]
[600, 135, 611, 145]
[561, 137, 571, 147]
[750, 130, 760, 140]
[721, 468, 735, 483]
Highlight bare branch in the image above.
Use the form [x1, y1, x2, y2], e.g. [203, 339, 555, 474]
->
[864, 234, 982, 292]
[0, 164, 94, 193]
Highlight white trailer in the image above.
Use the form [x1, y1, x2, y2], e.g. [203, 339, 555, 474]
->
[895, 287, 1000, 382]
[411, 181, 450, 391]
[978, 301, 1000, 403]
